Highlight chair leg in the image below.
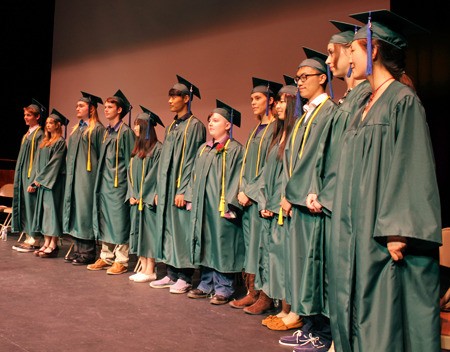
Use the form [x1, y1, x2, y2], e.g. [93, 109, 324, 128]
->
[17, 232, 24, 243]
[134, 257, 142, 272]
[65, 242, 74, 258]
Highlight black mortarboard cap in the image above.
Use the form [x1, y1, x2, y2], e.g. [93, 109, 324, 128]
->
[213, 99, 241, 139]
[251, 77, 283, 96]
[173, 75, 200, 115]
[299, 47, 328, 73]
[139, 105, 165, 127]
[30, 98, 47, 116]
[49, 108, 70, 139]
[329, 20, 361, 44]
[350, 9, 429, 49]
[80, 91, 103, 108]
[113, 89, 132, 124]
[301, 47, 334, 98]
[49, 108, 70, 126]
[173, 75, 201, 99]
[251, 77, 283, 116]
[279, 75, 298, 96]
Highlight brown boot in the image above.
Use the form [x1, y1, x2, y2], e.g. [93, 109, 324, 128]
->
[229, 273, 259, 309]
[243, 290, 274, 315]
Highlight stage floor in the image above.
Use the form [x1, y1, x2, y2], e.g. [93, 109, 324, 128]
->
[0, 233, 290, 352]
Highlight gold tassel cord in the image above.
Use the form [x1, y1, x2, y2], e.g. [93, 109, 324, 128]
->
[114, 122, 124, 188]
[138, 158, 146, 211]
[27, 127, 41, 178]
[219, 139, 230, 217]
[87, 129, 92, 171]
[176, 116, 193, 188]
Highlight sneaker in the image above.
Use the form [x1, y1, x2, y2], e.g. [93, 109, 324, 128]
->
[169, 279, 192, 294]
[133, 273, 157, 283]
[129, 273, 140, 281]
[279, 329, 309, 346]
[292, 333, 331, 352]
[149, 276, 176, 289]
[87, 259, 111, 271]
[106, 262, 127, 275]
[16, 244, 40, 253]
[187, 288, 209, 299]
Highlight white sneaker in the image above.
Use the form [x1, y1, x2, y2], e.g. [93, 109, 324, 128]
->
[129, 273, 141, 281]
[169, 279, 192, 294]
[133, 273, 157, 283]
[149, 275, 176, 288]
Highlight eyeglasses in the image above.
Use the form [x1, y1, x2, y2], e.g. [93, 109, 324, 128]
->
[294, 73, 322, 84]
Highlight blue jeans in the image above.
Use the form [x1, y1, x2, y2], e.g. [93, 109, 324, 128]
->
[197, 267, 235, 297]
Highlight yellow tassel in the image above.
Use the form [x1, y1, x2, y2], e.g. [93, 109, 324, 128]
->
[219, 139, 230, 217]
[27, 127, 41, 178]
[278, 207, 284, 225]
[219, 196, 225, 216]
[87, 129, 92, 171]
[138, 158, 145, 211]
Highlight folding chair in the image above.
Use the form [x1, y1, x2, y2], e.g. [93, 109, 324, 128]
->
[0, 183, 14, 240]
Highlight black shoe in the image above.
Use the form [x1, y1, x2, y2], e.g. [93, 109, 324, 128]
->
[72, 256, 96, 266]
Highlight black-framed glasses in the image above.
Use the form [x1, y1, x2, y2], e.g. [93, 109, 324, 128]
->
[294, 73, 322, 84]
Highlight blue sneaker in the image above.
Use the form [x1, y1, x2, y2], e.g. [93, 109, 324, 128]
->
[279, 329, 309, 346]
[292, 333, 331, 352]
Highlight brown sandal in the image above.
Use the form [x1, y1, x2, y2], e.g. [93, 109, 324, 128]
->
[34, 246, 48, 257]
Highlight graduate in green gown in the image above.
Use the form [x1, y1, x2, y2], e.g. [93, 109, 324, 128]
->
[29, 109, 68, 258]
[89, 90, 135, 275]
[230, 77, 282, 314]
[252, 77, 301, 330]
[327, 10, 441, 352]
[279, 48, 336, 348]
[151, 76, 206, 294]
[11, 101, 44, 252]
[185, 100, 244, 305]
[63, 92, 105, 265]
[127, 107, 163, 283]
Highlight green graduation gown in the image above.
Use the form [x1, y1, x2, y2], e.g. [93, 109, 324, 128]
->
[155, 114, 206, 268]
[329, 81, 441, 352]
[187, 139, 244, 272]
[127, 142, 162, 258]
[32, 137, 67, 237]
[93, 122, 135, 244]
[283, 97, 336, 316]
[250, 144, 286, 300]
[63, 123, 105, 240]
[12, 127, 44, 236]
[240, 120, 276, 274]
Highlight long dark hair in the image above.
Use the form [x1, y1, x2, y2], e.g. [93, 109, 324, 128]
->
[268, 92, 297, 161]
[360, 38, 415, 90]
[131, 118, 158, 159]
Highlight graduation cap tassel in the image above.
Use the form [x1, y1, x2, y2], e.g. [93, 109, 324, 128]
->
[366, 12, 373, 76]
[229, 110, 234, 139]
[278, 206, 284, 225]
[346, 66, 353, 78]
[188, 86, 193, 115]
[128, 110, 131, 127]
[295, 89, 302, 118]
[145, 116, 151, 140]
[326, 65, 334, 99]
[265, 84, 270, 116]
